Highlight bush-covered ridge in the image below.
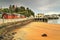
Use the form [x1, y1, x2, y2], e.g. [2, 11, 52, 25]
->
[0, 5, 35, 17]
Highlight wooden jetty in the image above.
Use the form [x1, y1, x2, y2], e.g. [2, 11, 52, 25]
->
[34, 17, 48, 22]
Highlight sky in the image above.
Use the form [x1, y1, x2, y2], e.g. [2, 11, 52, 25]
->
[0, 0, 60, 15]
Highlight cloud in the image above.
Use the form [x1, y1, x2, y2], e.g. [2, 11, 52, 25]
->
[36, 0, 60, 15]
[45, 12, 60, 15]
[0, 0, 60, 14]
[38, 4, 56, 11]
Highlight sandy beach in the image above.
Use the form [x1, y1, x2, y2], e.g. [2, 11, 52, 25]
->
[12, 22, 60, 40]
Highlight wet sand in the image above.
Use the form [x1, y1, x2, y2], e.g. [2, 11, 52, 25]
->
[12, 22, 60, 40]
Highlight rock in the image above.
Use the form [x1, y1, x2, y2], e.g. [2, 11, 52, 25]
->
[41, 33, 47, 37]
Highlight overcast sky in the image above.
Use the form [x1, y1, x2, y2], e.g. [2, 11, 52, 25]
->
[0, 0, 60, 15]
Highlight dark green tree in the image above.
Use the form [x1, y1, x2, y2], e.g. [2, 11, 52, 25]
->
[2, 8, 9, 13]
[26, 8, 34, 17]
[1, 5, 35, 17]
[20, 6, 25, 12]
[15, 7, 19, 13]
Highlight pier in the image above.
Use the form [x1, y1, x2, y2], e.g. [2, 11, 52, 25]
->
[34, 18, 48, 22]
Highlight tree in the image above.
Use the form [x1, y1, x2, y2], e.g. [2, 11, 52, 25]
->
[20, 6, 25, 12]
[2, 8, 9, 13]
[26, 8, 35, 17]
[1, 5, 35, 17]
[9, 5, 16, 13]
[29, 9, 35, 16]
[15, 7, 19, 13]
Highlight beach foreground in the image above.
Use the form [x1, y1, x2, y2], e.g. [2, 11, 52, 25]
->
[12, 22, 60, 40]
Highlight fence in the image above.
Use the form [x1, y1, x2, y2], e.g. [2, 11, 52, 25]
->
[0, 18, 32, 24]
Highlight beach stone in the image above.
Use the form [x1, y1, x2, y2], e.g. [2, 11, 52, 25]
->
[12, 32, 17, 35]
[41, 33, 47, 37]
[0, 35, 4, 39]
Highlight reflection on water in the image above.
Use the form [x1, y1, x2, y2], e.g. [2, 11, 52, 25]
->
[48, 17, 60, 24]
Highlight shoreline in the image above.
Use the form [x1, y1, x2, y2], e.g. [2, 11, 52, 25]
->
[12, 22, 60, 40]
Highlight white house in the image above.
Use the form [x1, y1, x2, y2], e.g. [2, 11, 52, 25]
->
[35, 13, 44, 18]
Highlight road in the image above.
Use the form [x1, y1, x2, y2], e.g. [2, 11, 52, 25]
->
[11, 22, 60, 40]
[0, 18, 29, 25]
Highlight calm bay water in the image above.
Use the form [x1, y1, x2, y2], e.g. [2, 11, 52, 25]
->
[48, 17, 60, 24]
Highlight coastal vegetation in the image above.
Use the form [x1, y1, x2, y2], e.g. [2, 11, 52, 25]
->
[0, 5, 35, 17]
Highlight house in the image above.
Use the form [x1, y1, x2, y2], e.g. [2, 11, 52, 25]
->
[35, 13, 44, 18]
[2, 13, 26, 19]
